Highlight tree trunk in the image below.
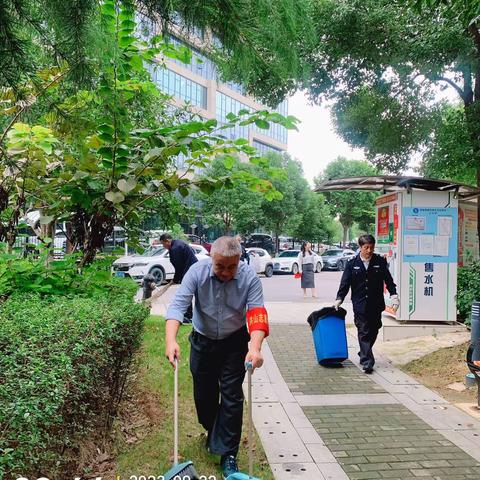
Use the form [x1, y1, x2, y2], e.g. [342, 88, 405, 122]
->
[463, 102, 480, 245]
[342, 224, 349, 247]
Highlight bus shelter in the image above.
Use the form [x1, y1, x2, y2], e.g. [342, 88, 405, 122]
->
[316, 176, 480, 324]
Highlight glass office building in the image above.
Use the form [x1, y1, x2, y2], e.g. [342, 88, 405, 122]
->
[141, 24, 288, 155]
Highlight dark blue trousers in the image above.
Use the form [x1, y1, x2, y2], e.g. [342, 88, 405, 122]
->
[353, 308, 382, 369]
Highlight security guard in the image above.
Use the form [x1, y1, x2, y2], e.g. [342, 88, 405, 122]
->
[334, 234, 399, 373]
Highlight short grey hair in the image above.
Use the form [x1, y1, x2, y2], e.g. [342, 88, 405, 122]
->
[211, 236, 242, 257]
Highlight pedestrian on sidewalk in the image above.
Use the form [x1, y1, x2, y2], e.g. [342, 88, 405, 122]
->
[235, 234, 250, 264]
[160, 233, 198, 324]
[164, 236, 269, 479]
[297, 241, 318, 298]
[333, 234, 399, 374]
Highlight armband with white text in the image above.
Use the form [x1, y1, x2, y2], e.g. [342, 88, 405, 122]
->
[246, 307, 269, 337]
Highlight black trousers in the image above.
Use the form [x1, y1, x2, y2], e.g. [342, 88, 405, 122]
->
[189, 326, 250, 457]
[353, 308, 382, 369]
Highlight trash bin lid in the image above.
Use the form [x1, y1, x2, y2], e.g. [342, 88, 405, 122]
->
[307, 306, 347, 331]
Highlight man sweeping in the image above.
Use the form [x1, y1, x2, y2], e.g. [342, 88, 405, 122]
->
[165, 236, 269, 479]
[334, 234, 399, 374]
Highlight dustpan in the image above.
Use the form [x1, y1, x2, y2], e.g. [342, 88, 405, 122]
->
[225, 362, 261, 480]
[163, 358, 200, 480]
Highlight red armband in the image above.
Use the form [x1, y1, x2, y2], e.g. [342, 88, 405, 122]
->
[246, 307, 269, 338]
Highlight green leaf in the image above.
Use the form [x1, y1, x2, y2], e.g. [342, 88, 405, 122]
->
[39, 215, 54, 225]
[129, 55, 143, 71]
[222, 155, 235, 169]
[98, 124, 114, 134]
[226, 112, 237, 122]
[119, 36, 136, 48]
[117, 178, 137, 193]
[97, 146, 113, 159]
[255, 119, 270, 130]
[105, 191, 125, 203]
[234, 138, 249, 145]
[98, 132, 114, 143]
[179, 186, 189, 197]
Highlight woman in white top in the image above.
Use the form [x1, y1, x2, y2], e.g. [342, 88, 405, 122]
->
[297, 242, 317, 298]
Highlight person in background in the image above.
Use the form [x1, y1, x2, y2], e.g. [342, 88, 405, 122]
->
[235, 234, 250, 264]
[165, 236, 269, 478]
[160, 233, 198, 324]
[334, 234, 399, 374]
[297, 241, 317, 298]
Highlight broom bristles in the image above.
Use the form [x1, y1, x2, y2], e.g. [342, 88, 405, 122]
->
[164, 461, 200, 480]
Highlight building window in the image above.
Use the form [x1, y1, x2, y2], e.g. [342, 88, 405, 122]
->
[166, 36, 217, 81]
[216, 92, 288, 145]
[148, 63, 207, 109]
[253, 139, 283, 156]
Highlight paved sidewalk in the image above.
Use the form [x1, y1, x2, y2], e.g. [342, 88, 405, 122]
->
[248, 301, 480, 480]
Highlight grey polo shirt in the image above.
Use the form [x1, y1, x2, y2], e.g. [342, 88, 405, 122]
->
[166, 258, 265, 340]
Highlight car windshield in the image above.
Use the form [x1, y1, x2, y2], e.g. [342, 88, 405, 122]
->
[279, 251, 299, 257]
[322, 250, 343, 256]
[140, 246, 165, 257]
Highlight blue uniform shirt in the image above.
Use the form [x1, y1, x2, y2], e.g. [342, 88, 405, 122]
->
[166, 258, 265, 340]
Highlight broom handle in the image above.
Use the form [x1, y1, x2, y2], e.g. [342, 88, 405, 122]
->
[174, 357, 178, 465]
[246, 362, 253, 478]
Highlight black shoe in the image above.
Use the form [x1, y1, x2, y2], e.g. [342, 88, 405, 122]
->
[221, 455, 239, 479]
[363, 366, 373, 374]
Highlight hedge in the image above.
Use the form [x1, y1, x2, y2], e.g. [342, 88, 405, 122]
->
[457, 261, 480, 324]
[0, 282, 149, 478]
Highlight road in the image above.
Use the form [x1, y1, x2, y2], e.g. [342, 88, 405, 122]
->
[260, 271, 343, 303]
[150, 270, 344, 316]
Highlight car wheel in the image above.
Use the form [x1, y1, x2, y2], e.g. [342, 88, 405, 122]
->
[264, 264, 274, 277]
[337, 261, 345, 271]
[292, 263, 299, 275]
[315, 262, 322, 273]
[149, 266, 165, 285]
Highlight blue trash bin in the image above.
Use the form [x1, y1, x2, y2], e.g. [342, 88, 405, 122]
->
[307, 307, 348, 366]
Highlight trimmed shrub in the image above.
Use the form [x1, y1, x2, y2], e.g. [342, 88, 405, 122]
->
[0, 284, 149, 478]
[457, 261, 480, 324]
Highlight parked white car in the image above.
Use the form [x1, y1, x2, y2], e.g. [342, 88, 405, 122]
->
[112, 244, 209, 284]
[246, 247, 274, 277]
[273, 249, 323, 275]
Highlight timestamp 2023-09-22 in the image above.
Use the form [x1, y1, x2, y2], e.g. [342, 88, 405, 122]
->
[16, 475, 220, 480]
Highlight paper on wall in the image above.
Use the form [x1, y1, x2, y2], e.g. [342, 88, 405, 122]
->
[437, 216, 453, 237]
[406, 216, 426, 231]
[404, 235, 419, 256]
[419, 235, 434, 256]
[434, 235, 449, 256]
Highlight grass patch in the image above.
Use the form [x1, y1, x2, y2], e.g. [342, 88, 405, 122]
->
[115, 316, 274, 479]
[401, 341, 477, 404]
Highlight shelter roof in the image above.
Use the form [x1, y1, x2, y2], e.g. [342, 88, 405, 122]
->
[315, 176, 480, 200]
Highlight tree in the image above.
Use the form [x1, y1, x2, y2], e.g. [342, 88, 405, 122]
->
[193, 158, 266, 235]
[0, 0, 296, 264]
[292, 191, 336, 247]
[259, 152, 310, 250]
[420, 105, 477, 185]
[0, 0, 314, 106]
[299, 0, 480, 240]
[315, 158, 378, 247]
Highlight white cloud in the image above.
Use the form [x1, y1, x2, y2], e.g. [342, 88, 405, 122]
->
[287, 91, 364, 185]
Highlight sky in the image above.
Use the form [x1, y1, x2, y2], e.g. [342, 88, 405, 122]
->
[287, 91, 365, 185]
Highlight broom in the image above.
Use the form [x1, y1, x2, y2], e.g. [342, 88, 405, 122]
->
[162, 358, 200, 480]
[225, 361, 261, 479]
[144, 281, 174, 306]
